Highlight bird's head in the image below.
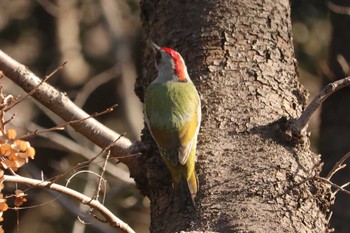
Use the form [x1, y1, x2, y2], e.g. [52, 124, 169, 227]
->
[150, 42, 190, 83]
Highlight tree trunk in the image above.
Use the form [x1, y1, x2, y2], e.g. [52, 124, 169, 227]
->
[319, 1, 350, 232]
[136, 1, 329, 232]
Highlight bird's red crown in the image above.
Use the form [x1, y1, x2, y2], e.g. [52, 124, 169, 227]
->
[161, 47, 187, 82]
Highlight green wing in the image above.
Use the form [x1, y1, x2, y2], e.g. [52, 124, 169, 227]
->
[144, 82, 200, 165]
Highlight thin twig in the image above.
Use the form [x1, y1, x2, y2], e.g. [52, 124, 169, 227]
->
[320, 61, 337, 82]
[326, 151, 350, 179]
[334, 182, 350, 196]
[25, 123, 134, 184]
[315, 176, 350, 197]
[326, 211, 333, 225]
[291, 162, 322, 188]
[21, 163, 124, 232]
[337, 54, 350, 76]
[5, 61, 67, 112]
[19, 104, 117, 139]
[328, 1, 350, 15]
[95, 151, 110, 202]
[4, 112, 16, 125]
[66, 170, 106, 190]
[3, 175, 136, 233]
[290, 76, 350, 134]
[47, 133, 128, 184]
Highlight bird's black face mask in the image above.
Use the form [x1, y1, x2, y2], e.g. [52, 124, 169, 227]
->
[155, 51, 162, 66]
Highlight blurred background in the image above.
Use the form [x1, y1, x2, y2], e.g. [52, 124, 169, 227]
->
[0, 0, 333, 232]
[1, 0, 147, 232]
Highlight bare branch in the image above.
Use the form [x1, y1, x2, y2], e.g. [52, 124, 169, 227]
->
[289, 76, 350, 135]
[334, 182, 350, 196]
[328, 2, 350, 15]
[326, 151, 350, 180]
[336, 54, 350, 76]
[3, 175, 136, 233]
[0, 50, 137, 161]
[5, 61, 67, 112]
[315, 176, 350, 198]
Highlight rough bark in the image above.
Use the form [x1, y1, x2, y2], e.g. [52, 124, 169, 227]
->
[319, 0, 350, 232]
[135, 0, 329, 232]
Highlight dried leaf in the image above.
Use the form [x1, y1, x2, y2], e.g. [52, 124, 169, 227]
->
[6, 129, 16, 140]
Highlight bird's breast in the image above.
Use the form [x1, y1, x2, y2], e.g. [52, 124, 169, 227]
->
[145, 82, 198, 129]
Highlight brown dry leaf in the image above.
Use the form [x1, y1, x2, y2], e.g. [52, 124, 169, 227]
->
[6, 129, 16, 140]
[13, 140, 29, 152]
[15, 189, 26, 197]
[0, 144, 16, 158]
[14, 189, 27, 207]
[14, 196, 27, 207]
[27, 147, 35, 159]
[0, 198, 8, 213]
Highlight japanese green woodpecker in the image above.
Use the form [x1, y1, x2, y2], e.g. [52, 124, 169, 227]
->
[144, 42, 201, 207]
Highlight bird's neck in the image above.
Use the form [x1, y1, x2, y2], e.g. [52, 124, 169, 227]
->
[154, 64, 190, 83]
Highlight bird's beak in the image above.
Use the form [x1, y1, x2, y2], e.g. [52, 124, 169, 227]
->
[149, 40, 161, 51]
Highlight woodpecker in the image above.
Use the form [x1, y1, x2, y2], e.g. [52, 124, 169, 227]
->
[144, 42, 201, 207]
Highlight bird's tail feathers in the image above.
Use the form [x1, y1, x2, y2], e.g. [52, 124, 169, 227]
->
[178, 171, 198, 209]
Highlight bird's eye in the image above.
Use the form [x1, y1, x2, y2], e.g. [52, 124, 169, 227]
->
[155, 51, 161, 65]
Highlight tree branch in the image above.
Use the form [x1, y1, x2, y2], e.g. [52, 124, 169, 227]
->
[0, 50, 144, 166]
[3, 175, 136, 233]
[289, 76, 350, 135]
